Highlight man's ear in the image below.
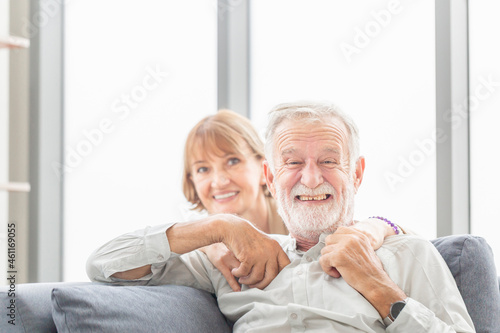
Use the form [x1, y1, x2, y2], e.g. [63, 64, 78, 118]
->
[259, 158, 266, 186]
[263, 160, 276, 198]
[353, 156, 365, 193]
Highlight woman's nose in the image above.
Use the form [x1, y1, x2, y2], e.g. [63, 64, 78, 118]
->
[211, 170, 230, 187]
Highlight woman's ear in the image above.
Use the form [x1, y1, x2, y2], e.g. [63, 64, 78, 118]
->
[263, 160, 276, 198]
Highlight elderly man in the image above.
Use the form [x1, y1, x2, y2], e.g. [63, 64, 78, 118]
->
[87, 102, 474, 332]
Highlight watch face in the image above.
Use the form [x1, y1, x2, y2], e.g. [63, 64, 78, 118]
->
[391, 301, 406, 319]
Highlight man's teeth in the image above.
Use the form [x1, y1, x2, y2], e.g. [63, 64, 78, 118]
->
[214, 192, 237, 200]
[298, 194, 328, 201]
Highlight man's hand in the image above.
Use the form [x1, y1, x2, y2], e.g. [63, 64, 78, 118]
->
[319, 226, 386, 284]
[199, 243, 242, 291]
[219, 215, 291, 290]
[319, 226, 406, 317]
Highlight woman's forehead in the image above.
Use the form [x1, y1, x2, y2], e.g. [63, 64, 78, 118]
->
[189, 137, 253, 163]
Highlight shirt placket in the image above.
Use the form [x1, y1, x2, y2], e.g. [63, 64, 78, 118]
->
[288, 243, 321, 332]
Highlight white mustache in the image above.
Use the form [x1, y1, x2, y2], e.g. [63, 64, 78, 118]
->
[290, 183, 336, 199]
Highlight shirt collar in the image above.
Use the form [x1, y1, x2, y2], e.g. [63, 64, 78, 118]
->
[287, 232, 331, 254]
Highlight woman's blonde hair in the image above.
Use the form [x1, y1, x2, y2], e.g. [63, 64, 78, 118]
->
[182, 109, 268, 211]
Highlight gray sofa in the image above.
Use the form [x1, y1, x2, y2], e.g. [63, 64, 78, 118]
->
[1, 235, 499, 332]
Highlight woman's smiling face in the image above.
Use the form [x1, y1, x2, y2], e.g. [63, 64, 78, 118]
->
[190, 142, 266, 216]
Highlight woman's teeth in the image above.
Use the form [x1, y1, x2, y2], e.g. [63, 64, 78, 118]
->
[214, 192, 237, 200]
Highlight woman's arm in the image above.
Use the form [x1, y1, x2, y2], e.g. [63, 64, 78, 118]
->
[351, 217, 407, 250]
[87, 214, 290, 289]
[199, 243, 242, 291]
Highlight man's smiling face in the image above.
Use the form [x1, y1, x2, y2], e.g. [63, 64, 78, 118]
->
[265, 116, 364, 242]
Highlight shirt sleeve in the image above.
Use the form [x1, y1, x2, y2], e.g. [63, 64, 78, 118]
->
[85, 223, 217, 293]
[380, 236, 475, 333]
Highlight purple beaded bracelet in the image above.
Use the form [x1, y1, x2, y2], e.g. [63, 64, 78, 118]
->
[370, 216, 400, 235]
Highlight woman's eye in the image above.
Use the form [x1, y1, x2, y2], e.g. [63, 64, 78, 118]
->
[197, 167, 208, 174]
[228, 157, 240, 166]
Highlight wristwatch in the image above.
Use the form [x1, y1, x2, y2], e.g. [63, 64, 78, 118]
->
[383, 297, 409, 327]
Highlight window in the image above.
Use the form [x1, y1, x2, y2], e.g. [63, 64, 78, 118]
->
[469, 0, 500, 272]
[63, 0, 217, 281]
[250, 0, 436, 237]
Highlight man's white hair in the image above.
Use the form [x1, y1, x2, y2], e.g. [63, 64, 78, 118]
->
[264, 101, 361, 172]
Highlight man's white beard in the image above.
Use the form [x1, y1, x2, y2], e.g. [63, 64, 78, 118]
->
[275, 181, 356, 242]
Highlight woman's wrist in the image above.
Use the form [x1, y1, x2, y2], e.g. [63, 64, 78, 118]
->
[369, 216, 402, 236]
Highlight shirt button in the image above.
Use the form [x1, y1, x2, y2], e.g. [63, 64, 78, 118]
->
[157, 254, 164, 260]
[306, 257, 313, 262]
[296, 270, 303, 275]
[290, 313, 298, 320]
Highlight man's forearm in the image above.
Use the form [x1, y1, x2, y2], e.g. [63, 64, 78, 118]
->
[361, 276, 407, 319]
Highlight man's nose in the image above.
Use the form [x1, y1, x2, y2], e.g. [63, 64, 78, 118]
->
[211, 169, 230, 187]
[300, 161, 324, 189]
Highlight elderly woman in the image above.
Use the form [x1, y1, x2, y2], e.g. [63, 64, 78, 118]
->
[182, 109, 286, 235]
[181, 109, 407, 291]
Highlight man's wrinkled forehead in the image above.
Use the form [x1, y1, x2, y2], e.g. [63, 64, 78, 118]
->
[280, 146, 341, 160]
[273, 116, 349, 149]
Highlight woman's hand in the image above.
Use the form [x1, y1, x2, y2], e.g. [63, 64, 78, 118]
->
[350, 217, 400, 251]
[186, 214, 290, 291]
[199, 243, 242, 292]
[218, 214, 291, 290]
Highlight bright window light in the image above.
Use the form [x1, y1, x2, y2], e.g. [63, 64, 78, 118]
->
[250, 0, 436, 237]
[469, 0, 500, 273]
[64, 0, 217, 281]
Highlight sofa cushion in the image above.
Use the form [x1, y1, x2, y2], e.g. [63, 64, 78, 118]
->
[51, 284, 231, 333]
[0, 282, 89, 333]
[431, 235, 500, 333]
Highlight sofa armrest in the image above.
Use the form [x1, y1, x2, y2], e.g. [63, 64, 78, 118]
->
[432, 235, 500, 333]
